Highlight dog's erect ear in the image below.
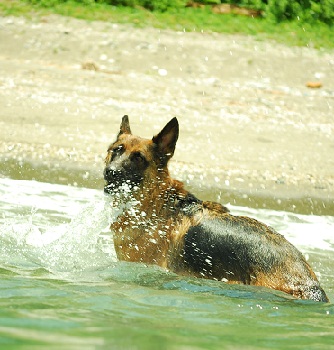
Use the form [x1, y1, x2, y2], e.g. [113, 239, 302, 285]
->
[152, 117, 179, 160]
[118, 115, 132, 136]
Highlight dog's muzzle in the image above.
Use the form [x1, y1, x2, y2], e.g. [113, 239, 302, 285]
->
[104, 166, 115, 182]
[103, 166, 118, 191]
[103, 162, 144, 194]
[103, 165, 134, 194]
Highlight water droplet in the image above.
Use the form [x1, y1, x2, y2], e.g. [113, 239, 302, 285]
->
[158, 68, 167, 76]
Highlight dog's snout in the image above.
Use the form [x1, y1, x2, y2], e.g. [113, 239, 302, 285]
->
[104, 166, 112, 176]
[104, 165, 116, 178]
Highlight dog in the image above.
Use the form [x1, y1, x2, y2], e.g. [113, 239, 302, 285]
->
[104, 115, 329, 302]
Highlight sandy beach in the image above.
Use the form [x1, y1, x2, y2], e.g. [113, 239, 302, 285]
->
[0, 15, 333, 214]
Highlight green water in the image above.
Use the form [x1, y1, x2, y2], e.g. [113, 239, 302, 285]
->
[0, 178, 333, 349]
[1, 265, 333, 349]
[1, 270, 333, 349]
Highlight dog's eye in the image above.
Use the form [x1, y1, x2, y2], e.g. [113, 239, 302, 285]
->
[132, 152, 146, 164]
[113, 145, 124, 155]
[110, 145, 124, 160]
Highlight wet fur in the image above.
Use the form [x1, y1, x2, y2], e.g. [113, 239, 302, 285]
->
[104, 115, 329, 302]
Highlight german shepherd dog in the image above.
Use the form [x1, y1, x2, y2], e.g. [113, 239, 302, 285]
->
[104, 115, 329, 302]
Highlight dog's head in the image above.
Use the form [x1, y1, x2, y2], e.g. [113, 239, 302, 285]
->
[104, 115, 179, 194]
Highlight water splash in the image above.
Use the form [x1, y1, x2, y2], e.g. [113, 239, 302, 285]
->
[0, 180, 118, 276]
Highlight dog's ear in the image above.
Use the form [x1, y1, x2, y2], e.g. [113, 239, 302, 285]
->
[152, 117, 179, 161]
[118, 115, 132, 136]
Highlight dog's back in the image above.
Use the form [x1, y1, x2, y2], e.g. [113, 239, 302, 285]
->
[161, 194, 328, 302]
[178, 205, 328, 302]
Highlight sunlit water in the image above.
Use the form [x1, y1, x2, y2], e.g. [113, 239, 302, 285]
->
[0, 178, 333, 349]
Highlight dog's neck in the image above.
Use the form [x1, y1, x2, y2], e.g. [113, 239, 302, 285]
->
[110, 174, 199, 229]
[109, 172, 202, 266]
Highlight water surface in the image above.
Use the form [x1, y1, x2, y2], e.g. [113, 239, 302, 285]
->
[0, 178, 333, 349]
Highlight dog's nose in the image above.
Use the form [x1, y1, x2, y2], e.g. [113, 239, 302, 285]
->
[104, 165, 122, 182]
[103, 166, 114, 180]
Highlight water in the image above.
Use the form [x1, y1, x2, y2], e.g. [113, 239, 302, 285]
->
[0, 178, 333, 349]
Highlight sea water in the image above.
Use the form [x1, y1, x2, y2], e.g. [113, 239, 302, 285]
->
[0, 178, 333, 349]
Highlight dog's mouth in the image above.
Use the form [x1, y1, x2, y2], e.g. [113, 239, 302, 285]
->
[104, 180, 140, 197]
[103, 168, 122, 194]
[104, 182, 115, 194]
[103, 167, 142, 194]
[104, 178, 128, 195]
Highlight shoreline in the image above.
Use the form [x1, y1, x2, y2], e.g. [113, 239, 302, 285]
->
[0, 15, 333, 215]
[1, 154, 333, 216]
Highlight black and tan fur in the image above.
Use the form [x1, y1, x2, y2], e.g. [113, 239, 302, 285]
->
[104, 115, 329, 302]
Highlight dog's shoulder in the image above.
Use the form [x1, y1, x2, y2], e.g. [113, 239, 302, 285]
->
[202, 200, 230, 214]
[174, 186, 230, 217]
[174, 191, 202, 216]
